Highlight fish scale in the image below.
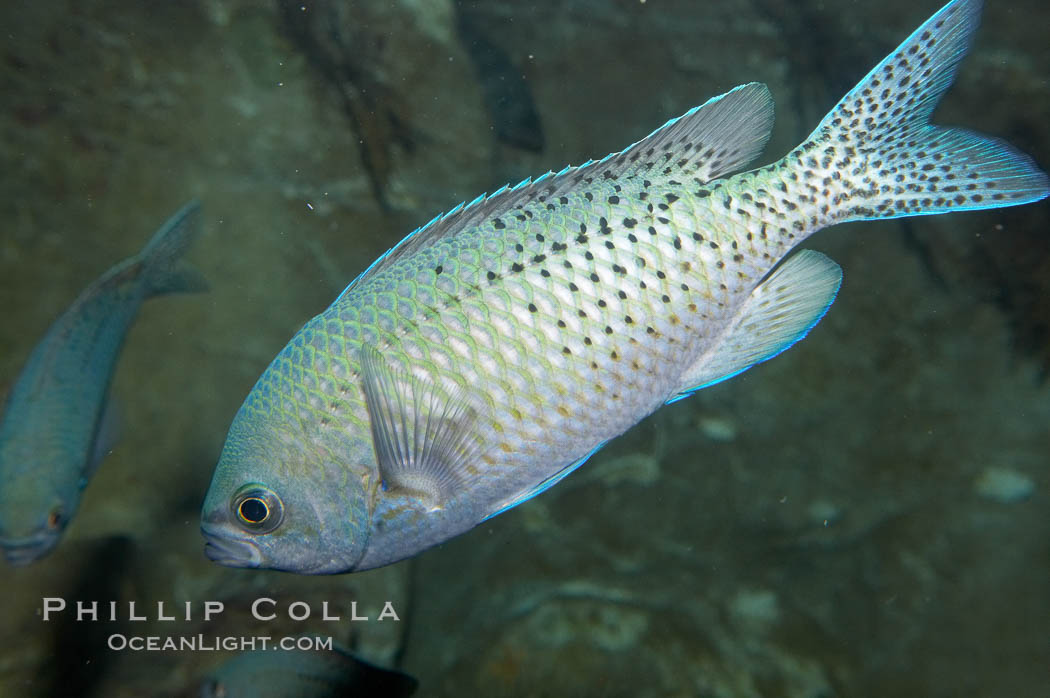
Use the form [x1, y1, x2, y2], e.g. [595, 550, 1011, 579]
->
[202, 0, 1049, 574]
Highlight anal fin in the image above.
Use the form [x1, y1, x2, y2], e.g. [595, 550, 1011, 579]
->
[482, 440, 608, 522]
[669, 249, 842, 402]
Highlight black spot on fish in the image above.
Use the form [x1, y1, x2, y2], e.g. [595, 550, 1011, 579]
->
[528, 303, 538, 313]
[493, 218, 506, 229]
[511, 262, 524, 273]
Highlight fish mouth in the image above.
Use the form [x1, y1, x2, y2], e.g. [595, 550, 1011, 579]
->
[201, 526, 262, 568]
[1, 534, 57, 567]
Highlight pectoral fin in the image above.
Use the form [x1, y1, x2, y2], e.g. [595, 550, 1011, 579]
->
[83, 398, 121, 488]
[359, 345, 480, 510]
[669, 249, 842, 402]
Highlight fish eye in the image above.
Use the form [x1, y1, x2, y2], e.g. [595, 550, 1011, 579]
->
[231, 484, 283, 534]
[46, 507, 63, 531]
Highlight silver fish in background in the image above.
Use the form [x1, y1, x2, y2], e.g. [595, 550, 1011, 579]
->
[199, 643, 418, 698]
[0, 201, 205, 566]
[201, 0, 1048, 574]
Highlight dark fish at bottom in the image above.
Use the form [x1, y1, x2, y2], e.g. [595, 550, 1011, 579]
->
[199, 643, 418, 698]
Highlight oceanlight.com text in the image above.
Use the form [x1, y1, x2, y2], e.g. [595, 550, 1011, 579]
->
[106, 634, 334, 652]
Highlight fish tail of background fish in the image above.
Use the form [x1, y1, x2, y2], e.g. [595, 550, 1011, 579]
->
[772, 0, 1048, 231]
[134, 200, 209, 297]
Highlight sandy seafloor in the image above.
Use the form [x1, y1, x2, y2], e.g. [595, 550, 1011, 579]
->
[0, 1, 1047, 696]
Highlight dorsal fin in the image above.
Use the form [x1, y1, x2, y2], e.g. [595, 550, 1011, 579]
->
[340, 82, 775, 295]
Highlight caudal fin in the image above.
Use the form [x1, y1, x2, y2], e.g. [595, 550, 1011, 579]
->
[138, 200, 208, 296]
[799, 0, 1048, 222]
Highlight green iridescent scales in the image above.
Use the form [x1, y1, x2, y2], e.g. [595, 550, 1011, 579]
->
[256, 86, 785, 487]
